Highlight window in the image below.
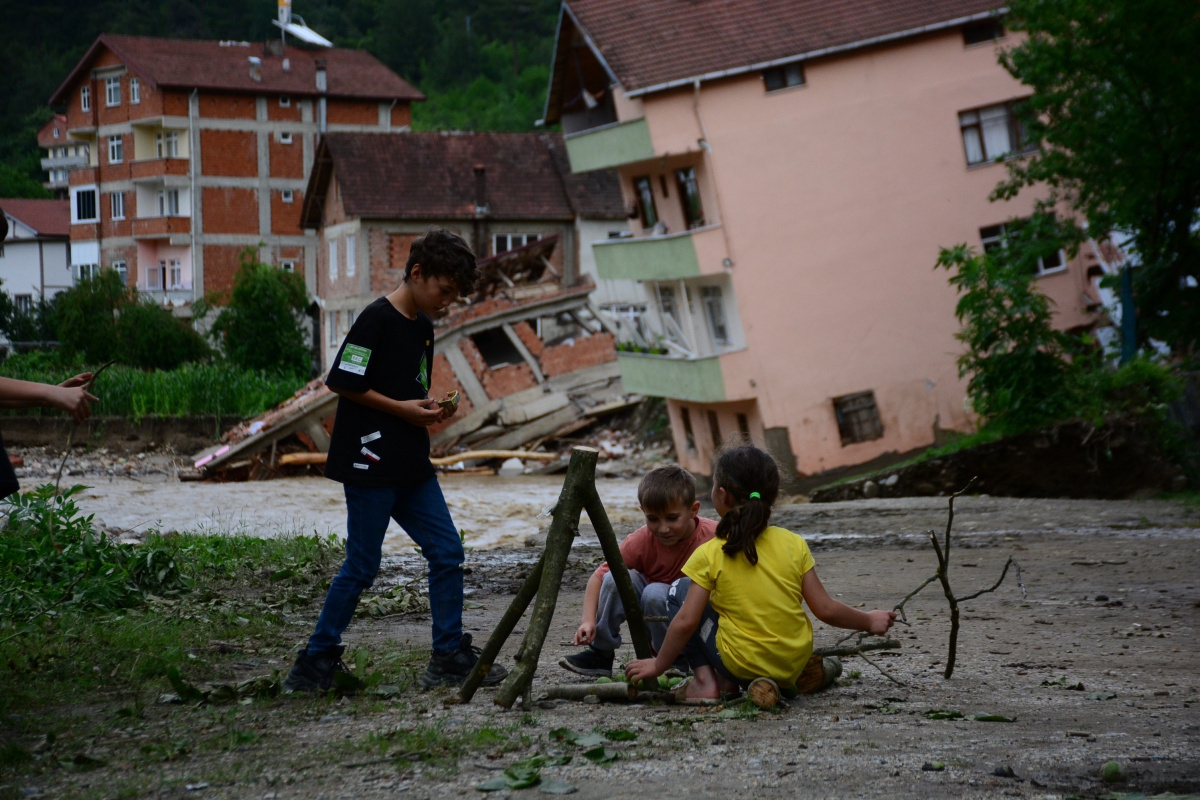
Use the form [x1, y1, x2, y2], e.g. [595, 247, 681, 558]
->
[963, 18, 1005, 45]
[657, 285, 679, 324]
[144, 261, 163, 289]
[833, 391, 884, 445]
[633, 176, 658, 228]
[156, 131, 178, 158]
[80, 85, 91, 112]
[346, 235, 357, 277]
[107, 135, 123, 164]
[74, 265, 99, 282]
[157, 189, 180, 216]
[280, 96, 291, 107]
[764, 62, 805, 92]
[112, 260, 127, 285]
[110, 191, 125, 220]
[680, 407, 696, 451]
[281, 260, 295, 273]
[959, 101, 1032, 165]
[659, 174, 670, 198]
[676, 167, 706, 228]
[280, 131, 293, 144]
[471, 329, 525, 368]
[707, 410, 722, 449]
[14, 295, 33, 315]
[74, 188, 97, 222]
[328, 239, 338, 280]
[327, 311, 339, 346]
[53, 127, 60, 139]
[493, 233, 540, 254]
[979, 222, 1065, 275]
[737, 413, 750, 436]
[105, 76, 121, 106]
[168, 259, 183, 289]
[130, 78, 140, 103]
[701, 285, 729, 347]
[281, 189, 294, 203]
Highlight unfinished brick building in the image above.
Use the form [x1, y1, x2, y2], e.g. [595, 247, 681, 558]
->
[47, 34, 422, 308]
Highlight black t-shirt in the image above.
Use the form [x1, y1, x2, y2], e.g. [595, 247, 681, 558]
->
[0, 432, 19, 499]
[323, 297, 437, 487]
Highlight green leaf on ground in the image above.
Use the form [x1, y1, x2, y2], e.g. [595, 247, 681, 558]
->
[922, 762, 945, 771]
[502, 764, 541, 789]
[476, 776, 510, 792]
[925, 709, 964, 720]
[269, 569, 293, 581]
[604, 729, 637, 741]
[166, 666, 205, 703]
[1088, 693, 1118, 701]
[574, 733, 607, 748]
[550, 728, 578, 744]
[973, 714, 1015, 722]
[582, 746, 619, 764]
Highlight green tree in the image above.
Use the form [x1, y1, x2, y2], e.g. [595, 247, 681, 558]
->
[995, 0, 1200, 358]
[936, 213, 1091, 433]
[208, 250, 310, 377]
[52, 270, 128, 363]
[113, 301, 211, 370]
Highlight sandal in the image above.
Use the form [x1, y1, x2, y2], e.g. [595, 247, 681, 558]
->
[671, 677, 722, 706]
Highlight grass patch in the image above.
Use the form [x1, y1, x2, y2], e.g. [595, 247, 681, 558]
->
[814, 428, 1007, 491]
[362, 722, 526, 773]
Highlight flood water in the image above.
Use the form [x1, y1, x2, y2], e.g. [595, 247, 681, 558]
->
[75, 473, 645, 553]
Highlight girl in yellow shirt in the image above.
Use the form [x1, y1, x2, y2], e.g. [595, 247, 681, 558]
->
[626, 444, 896, 701]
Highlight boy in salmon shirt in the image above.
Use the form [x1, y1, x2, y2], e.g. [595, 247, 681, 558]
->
[559, 464, 716, 678]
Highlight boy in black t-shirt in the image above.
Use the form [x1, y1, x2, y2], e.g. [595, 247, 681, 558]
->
[285, 229, 508, 692]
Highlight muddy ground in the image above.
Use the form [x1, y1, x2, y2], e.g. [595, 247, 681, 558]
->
[9, 493, 1200, 799]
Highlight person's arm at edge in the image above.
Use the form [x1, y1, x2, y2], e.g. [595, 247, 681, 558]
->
[0, 376, 97, 423]
[801, 569, 895, 635]
[624, 583, 709, 683]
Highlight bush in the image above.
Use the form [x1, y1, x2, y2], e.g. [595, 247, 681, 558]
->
[208, 251, 311, 377]
[50, 270, 127, 363]
[113, 301, 211, 370]
[0, 285, 57, 343]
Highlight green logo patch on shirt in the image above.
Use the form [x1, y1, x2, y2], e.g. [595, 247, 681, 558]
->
[416, 352, 429, 391]
[339, 344, 372, 376]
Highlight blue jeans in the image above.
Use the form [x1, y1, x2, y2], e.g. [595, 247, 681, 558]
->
[307, 478, 464, 655]
[667, 578, 741, 685]
[590, 570, 671, 653]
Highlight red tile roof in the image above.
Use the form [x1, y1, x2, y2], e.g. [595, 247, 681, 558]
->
[50, 34, 423, 105]
[302, 132, 625, 226]
[561, 0, 1001, 96]
[37, 115, 69, 148]
[0, 199, 70, 238]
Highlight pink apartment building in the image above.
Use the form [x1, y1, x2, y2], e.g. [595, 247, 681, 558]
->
[543, 0, 1104, 480]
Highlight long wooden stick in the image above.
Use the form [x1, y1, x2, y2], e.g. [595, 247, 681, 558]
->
[454, 553, 545, 704]
[584, 487, 653, 660]
[276, 449, 559, 468]
[493, 447, 598, 709]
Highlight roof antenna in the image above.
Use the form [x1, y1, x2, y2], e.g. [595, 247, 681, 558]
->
[273, 0, 333, 48]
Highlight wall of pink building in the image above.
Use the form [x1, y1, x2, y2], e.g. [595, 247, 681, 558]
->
[632, 31, 1099, 476]
[134, 241, 192, 288]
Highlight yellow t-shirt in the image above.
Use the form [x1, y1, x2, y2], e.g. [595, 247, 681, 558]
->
[682, 526, 816, 686]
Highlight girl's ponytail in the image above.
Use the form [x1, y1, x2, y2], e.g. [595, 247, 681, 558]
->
[712, 444, 781, 565]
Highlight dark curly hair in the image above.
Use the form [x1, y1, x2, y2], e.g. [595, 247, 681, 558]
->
[712, 444, 780, 565]
[405, 228, 479, 296]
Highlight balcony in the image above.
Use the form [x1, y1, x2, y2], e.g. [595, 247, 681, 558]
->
[564, 117, 654, 172]
[616, 352, 730, 403]
[593, 225, 727, 281]
[41, 154, 89, 170]
[133, 216, 191, 239]
[131, 158, 189, 182]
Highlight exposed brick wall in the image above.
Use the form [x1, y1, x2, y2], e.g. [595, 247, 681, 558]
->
[201, 94, 256, 119]
[391, 104, 411, 128]
[200, 130, 258, 177]
[102, 245, 137, 284]
[375, 232, 418, 293]
[70, 223, 100, 242]
[539, 332, 616, 377]
[458, 337, 488, 381]
[101, 187, 133, 238]
[202, 187, 258, 235]
[163, 89, 189, 117]
[482, 363, 538, 399]
[269, 135, 304, 179]
[271, 189, 303, 235]
[511, 321, 544, 357]
[203, 244, 247, 298]
[267, 97, 303, 122]
[427, 352, 475, 437]
[327, 99, 379, 125]
[68, 168, 97, 187]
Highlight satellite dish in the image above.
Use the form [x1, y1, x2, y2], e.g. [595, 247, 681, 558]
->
[272, 0, 332, 48]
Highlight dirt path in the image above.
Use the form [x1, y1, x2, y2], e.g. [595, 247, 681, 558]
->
[15, 496, 1200, 799]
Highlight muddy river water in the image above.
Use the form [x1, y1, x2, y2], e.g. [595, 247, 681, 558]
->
[75, 473, 646, 552]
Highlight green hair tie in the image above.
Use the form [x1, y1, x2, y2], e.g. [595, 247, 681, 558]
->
[749, 492, 761, 500]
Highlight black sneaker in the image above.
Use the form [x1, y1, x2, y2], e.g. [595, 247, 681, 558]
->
[421, 633, 509, 689]
[558, 646, 614, 679]
[283, 645, 348, 693]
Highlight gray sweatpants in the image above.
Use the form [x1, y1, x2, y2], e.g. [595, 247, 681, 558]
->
[591, 569, 670, 653]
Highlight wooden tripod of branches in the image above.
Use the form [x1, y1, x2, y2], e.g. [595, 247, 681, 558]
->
[455, 446, 652, 709]
[892, 479, 1025, 679]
